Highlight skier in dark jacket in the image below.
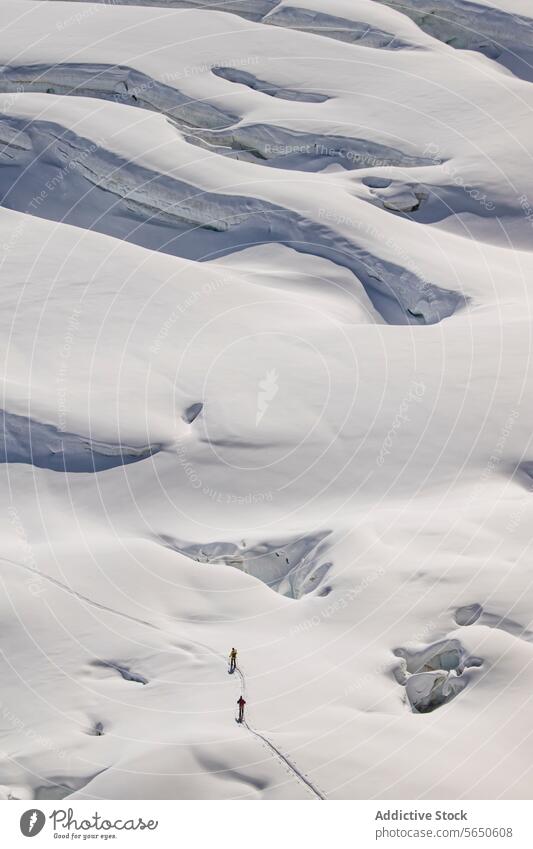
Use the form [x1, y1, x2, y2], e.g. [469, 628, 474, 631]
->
[229, 647, 237, 673]
[237, 695, 246, 723]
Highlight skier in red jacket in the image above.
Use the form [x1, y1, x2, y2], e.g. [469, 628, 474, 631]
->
[237, 695, 246, 723]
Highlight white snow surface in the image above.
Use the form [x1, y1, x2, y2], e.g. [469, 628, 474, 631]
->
[0, 0, 532, 800]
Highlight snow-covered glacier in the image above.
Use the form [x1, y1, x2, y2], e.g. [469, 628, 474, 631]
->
[0, 0, 533, 801]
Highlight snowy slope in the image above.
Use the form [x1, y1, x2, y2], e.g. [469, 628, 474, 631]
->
[0, 0, 532, 800]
